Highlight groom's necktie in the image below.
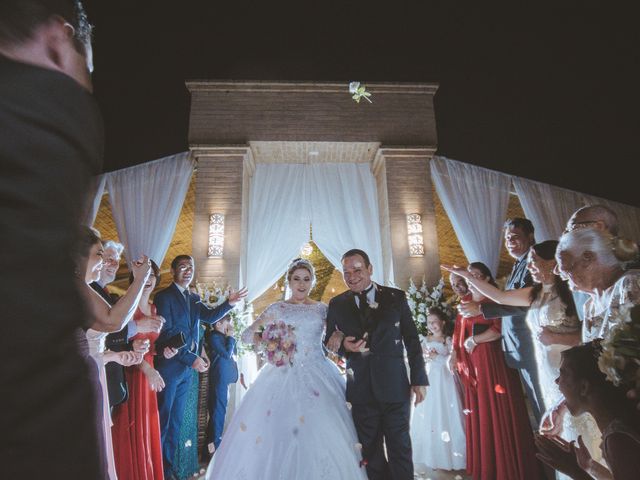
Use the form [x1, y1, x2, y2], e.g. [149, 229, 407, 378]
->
[357, 286, 374, 332]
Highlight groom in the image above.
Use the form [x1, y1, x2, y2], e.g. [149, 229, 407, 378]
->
[326, 249, 428, 480]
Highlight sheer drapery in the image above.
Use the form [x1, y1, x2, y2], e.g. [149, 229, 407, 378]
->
[431, 156, 511, 275]
[244, 164, 311, 303]
[244, 162, 385, 303]
[106, 152, 194, 265]
[513, 177, 586, 241]
[582, 194, 640, 242]
[309, 163, 384, 284]
[81, 174, 106, 226]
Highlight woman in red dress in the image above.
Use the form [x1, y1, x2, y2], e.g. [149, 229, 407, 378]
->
[112, 261, 176, 480]
[454, 262, 539, 480]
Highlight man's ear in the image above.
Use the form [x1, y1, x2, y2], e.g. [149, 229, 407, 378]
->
[368, 264, 373, 276]
[41, 15, 75, 70]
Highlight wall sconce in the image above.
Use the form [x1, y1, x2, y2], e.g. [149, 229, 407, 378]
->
[208, 213, 225, 258]
[406, 213, 424, 257]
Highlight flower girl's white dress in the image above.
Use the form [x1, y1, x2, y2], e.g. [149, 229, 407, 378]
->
[410, 336, 466, 472]
[206, 302, 367, 480]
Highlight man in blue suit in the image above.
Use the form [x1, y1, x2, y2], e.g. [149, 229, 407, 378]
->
[460, 218, 545, 424]
[204, 314, 238, 456]
[154, 255, 247, 480]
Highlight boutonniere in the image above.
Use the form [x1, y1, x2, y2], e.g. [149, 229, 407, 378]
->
[369, 301, 379, 310]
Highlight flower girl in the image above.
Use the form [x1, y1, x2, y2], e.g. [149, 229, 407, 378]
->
[410, 307, 466, 472]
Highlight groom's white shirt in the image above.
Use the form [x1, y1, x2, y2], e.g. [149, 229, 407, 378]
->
[354, 282, 377, 308]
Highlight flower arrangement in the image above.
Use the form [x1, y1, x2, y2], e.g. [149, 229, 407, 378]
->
[406, 277, 455, 336]
[257, 320, 296, 367]
[598, 303, 640, 389]
[195, 280, 253, 357]
[349, 81, 372, 103]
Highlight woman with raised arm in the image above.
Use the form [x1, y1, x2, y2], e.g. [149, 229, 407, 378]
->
[75, 226, 152, 479]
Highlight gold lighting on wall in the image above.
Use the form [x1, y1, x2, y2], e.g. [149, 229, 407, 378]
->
[208, 213, 225, 258]
[407, 213, 425, 257]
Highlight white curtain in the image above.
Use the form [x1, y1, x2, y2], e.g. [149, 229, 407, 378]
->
[244, 164, 311, 303]
[81, 174, 106, 226]
[244, 162, 385, 302]
[309, 163, 384, 283]
[582, 194, 640, 242]
[431, 156, 511, 275]
[106, 152, 194, 266]
[513, 177, 587, 241]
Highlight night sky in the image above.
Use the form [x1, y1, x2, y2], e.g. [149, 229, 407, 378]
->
[82, 1, 640, 207]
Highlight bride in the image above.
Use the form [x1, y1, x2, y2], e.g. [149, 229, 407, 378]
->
[205, 258, 367, 479]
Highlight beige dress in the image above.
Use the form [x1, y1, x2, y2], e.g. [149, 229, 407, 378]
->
[86, 328, 118, 480]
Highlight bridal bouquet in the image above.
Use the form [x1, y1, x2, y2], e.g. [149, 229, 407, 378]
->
[257, 320, 296, 367]
[406, 277, 455, 336]
[598, 303, 640, 389]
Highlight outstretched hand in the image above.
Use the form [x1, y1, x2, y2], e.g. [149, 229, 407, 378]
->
[228, 287, 248, 306]
[441, 264, 471, 279]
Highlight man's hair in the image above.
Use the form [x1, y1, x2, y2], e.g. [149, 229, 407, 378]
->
[341, 249, 371, 268]
[0, 0, 91, 51]
[103, 240, 124, 256]
[171, 255, 193, 271]
[575, 205, 620, 236]
[504, 217, 535, 237]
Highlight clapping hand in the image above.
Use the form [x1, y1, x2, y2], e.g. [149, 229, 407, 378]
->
[137, 315, 164, 334]
[115, 351, 144, 366]
[539, 400, 567, 437]
[534, 434, 587, 479]
[228, 287, 248, 306]
[132, 338, 150, 355]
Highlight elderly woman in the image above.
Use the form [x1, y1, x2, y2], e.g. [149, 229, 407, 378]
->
[555, 227, 639, 342]
[535, 342, 640, 480]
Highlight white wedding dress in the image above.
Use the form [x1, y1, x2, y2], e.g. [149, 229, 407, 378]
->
[205, 301, 367, 480]
[410, 337, 466, 472]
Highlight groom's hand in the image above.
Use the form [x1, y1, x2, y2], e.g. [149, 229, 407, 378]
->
[343, 336, 369, 353]
[411, 386, 426, 406]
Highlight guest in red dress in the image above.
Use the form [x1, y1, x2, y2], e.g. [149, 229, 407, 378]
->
[112, 261, 178, 480]
[454, 262, 539, 480]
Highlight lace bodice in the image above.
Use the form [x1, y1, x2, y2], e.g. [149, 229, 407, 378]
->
[528, 283, 580, 334]
[583, 270, 640, 341]
[242, 301, 328, 367]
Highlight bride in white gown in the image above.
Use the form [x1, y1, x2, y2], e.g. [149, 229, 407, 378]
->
[206, 258, 367, 480]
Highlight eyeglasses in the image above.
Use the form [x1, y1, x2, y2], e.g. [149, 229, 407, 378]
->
[563, 220, 599, 235]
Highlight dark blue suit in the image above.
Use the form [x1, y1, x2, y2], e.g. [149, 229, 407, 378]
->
[204, 329, 238, 450]
[154, 283, 231, 476]
[325, 285, 428, 480]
